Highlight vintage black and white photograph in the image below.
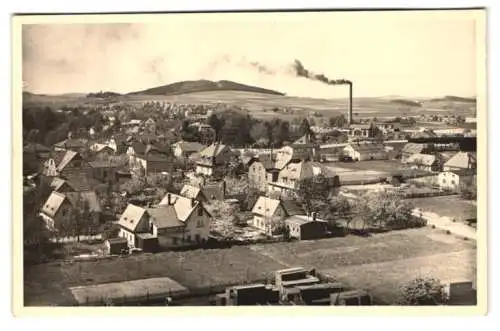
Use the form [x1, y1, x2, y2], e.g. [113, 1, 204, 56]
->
[15, 9, 486, 309]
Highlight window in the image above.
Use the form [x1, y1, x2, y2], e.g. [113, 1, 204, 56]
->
[197, 219, 204, 228]
[442, 179, 446, 183]
[451, 180, 456, 185]
[197, 207, 203, 216]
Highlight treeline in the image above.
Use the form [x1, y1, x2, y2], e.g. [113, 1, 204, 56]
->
[23, 106, 113, 146]
[181, 111, 315, 147]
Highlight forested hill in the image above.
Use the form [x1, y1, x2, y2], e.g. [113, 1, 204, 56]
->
[128, 80, 284, 96]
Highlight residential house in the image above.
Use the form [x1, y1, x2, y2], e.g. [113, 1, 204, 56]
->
[401, 143, 432, 162]
[172, 140, 205, 159]
[443, 152, 477, 172]
[117, 193, 212, 250]
[251, 196, 303, 234]
[402, 153, 441, 172]
[342, 143, 388, 161]
[56, 150, 93, 178]
[348, 124, 374, 138]
[248, 154, 276, 192]
[438, 170, 476, 192]
[267, 161, 315, 197]
[285, 213, 328, 241]
[195, 143, 234, 177]
[128, 142, 174, 176]
[39, 191, 101, 232]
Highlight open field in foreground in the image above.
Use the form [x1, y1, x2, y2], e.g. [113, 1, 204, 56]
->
[409, 195, 477, 221]
[249, 227, 476, 304]
[25, 228, 476, 306]
[24, 246, 285, 306]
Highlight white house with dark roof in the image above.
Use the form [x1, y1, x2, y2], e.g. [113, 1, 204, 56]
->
[251, 196, 304, 234]
[118, 193, 212, 249]
[438, 170, 476, 192]
[342, 143, 388, 161]
[267, 160, 315, 195]
[39, 191, 101, 232]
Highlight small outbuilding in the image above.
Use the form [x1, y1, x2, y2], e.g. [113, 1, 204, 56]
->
[104, 237, 129, 255]
[285, 213, 328, 240]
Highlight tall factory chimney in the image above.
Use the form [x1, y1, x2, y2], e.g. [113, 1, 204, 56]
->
[348, 82, 353, 125]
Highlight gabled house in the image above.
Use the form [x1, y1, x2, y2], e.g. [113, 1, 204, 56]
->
[128, 142, 174, 176]
[117, 193, 212, 250]
[285, 214, 328, 241]
[172, 140, 206, 159]
[342, 143, 388, 161]
[248, 154, 276, 192]
[267, 160, 315, 196]
[39, 191, 101, 232]
[443, 152, 477, 172]
[56, 150, 93, 177]
[195, 143, 234, 177]
[402, 153, 441, 172]
[251, 196, 304, 234]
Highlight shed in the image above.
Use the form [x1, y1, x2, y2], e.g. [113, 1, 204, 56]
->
[104, 237, 128, 255]
[136, 233, 159, 252]
[285, 214, 328, 240]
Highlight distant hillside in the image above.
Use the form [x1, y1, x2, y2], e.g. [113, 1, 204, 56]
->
[128, 79, 284, 96]
[429, 95, 476, 103]
[390, 99, 422, 107]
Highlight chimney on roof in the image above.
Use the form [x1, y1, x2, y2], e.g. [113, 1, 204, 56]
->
[167, 193, 171, 205]
[311, 212, 317, 221]
[191, 198, 196, 208]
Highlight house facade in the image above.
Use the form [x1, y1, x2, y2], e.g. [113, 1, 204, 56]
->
[348, 124, 374, 138]
[195, 143, 233, 177]
[342, 143, 388, 161]
[267, 161, 315, 196]
[248, 154, 275, 192]
[285, 214, 328, 240]
[438, 171, 476, 192]
[56, 150, 93, 178]
[251, 196, 288, 234]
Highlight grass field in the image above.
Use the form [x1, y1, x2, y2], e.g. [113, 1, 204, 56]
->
[25, 227, 476, 306]
[409, 196, 477, 221]
[24, 246, 285, 306]
[249, 227, 476, 304]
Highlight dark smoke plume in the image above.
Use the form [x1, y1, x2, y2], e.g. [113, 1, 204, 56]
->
[292, 59, 352, 85]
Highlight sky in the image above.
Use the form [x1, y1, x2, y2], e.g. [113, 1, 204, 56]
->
[21, 11, 481, 98]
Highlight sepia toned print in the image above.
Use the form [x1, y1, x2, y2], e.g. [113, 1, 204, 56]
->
[13, 9, 487, 313]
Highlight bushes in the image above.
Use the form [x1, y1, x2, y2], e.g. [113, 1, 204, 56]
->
[399, 277, 449, 305]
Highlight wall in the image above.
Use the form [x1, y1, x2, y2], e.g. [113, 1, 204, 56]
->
[183, 204, 211, 243]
